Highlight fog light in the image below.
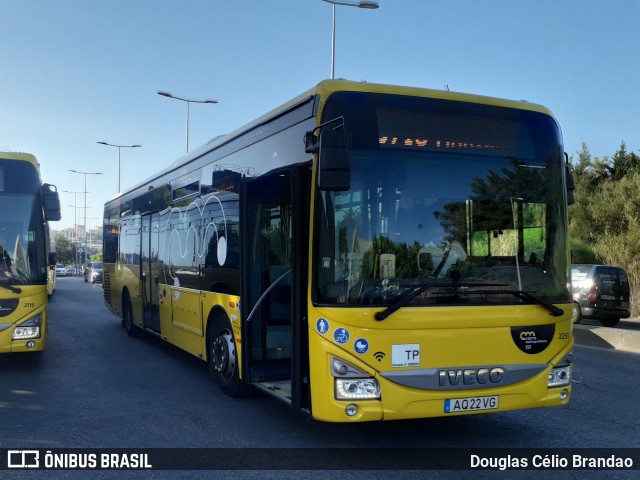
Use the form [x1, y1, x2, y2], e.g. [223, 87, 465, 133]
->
[560, 389, 569, 401]
[345, 404, 358, 416]
[548, 366, 571, 387]
[26, 341, 36, 349]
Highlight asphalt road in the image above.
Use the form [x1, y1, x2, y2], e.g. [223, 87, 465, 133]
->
[1, 276, 639, 479]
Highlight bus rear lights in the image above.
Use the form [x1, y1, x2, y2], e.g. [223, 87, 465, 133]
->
[548, 366, 571, 387]
[12, 314, 42, 340]
[335, 378, 380, 400]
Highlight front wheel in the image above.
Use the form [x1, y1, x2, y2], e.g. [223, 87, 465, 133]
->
[208, 317, 248, 397]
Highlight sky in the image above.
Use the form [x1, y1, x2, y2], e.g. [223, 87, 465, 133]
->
[1, 0, 638, 233]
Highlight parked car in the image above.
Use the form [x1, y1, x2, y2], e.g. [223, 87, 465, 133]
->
[55, 264, 67, 277]
[571, 264, 631, 327]
[84, 261, 103, 284]
[65, 266, 77, 276]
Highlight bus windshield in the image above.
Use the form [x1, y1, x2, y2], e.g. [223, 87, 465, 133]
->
[0, 160, 47, 285]
[313, 93, 570, 308]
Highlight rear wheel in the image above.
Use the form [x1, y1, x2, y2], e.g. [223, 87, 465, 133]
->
[572, 303, 582, 324]
[123, 293, 144, 338]
[599, 318, 620, 328]
[207, 315, 248, 397]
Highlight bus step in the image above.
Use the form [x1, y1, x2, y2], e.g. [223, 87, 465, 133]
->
[253, 381, 292, 405]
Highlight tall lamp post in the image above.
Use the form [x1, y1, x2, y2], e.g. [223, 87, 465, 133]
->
[63, 190, 83, 241]
[69, 169, 102, 268]
[85, 217, 101, 258]
[321, 0, 379, 79]
[67, 203, 84, 266]
[157, 91, 218, 153]
[96, 141, 141, 193]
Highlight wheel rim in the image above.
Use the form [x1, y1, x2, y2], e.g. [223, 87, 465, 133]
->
[212, 331, 235, 381]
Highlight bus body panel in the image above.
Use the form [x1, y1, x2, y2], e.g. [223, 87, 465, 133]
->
[307, 304, 572, 422]
[0, 286, 48, 353]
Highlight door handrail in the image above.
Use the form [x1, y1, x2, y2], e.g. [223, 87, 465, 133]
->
[245, 268, 292, 323]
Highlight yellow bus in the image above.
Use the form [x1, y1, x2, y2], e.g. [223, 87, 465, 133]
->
[0, 152, 61, 353]
[103, 80, 574, 422]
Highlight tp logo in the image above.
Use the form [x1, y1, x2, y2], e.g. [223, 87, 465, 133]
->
[7, 450, 40, 468]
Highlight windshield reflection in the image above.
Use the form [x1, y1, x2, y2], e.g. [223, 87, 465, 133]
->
[313, 151, 570, 307]
[0, 192, 47, 285]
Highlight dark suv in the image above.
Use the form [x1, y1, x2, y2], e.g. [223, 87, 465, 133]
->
[571, 264, 631, 327]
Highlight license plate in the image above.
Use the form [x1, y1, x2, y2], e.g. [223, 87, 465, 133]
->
[444, 395, 499, 413]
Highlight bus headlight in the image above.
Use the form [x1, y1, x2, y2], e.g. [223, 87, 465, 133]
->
[335, 378, 381, 400]
[331, 356, 380, 400]
[548, 366, 571, 387]
[13, 314, 42, 340]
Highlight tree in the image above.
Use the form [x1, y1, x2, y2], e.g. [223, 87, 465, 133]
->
[53, 233, 77, 265]
[568, 141, 640, 315]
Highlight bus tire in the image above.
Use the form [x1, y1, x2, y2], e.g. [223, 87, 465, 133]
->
[207, 314, 248, 397]
[123, 293, 143, 338]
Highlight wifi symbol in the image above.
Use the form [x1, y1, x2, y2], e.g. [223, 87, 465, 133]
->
[374, 351, 386, 362]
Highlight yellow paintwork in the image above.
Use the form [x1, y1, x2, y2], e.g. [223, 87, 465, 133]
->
[107, 268, 242, 364]
[0, 285, 48, 353]
[307, 303, 573, 422]
[0, 151, 40, 170]
[312, 79, 556, 117]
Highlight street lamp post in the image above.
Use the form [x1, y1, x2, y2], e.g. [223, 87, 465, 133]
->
[63, 190, 83, 241]
[69, 170, 102, 268]
[96, 142, 141, 193]
[321, 0, 379, 79]
[85, 217, 101, 257]
[157, 91, 218, 153]
[67, 204, 87, 265]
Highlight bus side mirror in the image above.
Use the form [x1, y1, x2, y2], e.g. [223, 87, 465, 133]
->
[42, 183, 62, 221]
[564, 153, 575, 206]
[49, 252, 56, 266]
[317, 127, 350, 192]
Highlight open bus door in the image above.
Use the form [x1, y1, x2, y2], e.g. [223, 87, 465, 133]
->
[240, 165, 311, 413]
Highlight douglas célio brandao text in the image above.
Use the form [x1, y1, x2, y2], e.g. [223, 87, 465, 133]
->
[470, 454, 634, 470]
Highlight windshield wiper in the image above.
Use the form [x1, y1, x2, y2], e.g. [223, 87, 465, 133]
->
[374, 283, 564, 321]
[473, 289, 564, 317]
[374, 282, 507, 321]
[0, 281, 22, 294]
